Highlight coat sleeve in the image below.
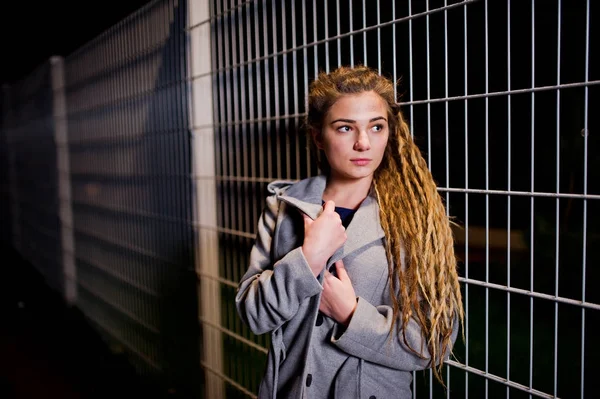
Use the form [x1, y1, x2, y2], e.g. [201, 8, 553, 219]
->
[235, 194, 323, 335]
[330, 297, 460, 371]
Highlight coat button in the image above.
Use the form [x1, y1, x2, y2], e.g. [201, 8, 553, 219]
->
[369, 396, 376, 399]
[315, 313, 324, 326]
[306, 374, 312, 387]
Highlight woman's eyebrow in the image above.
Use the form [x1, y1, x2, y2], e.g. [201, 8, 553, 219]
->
[330, 116, 387, 124]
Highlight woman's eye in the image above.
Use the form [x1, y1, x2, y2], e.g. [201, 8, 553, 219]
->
[372, 124, 384, 132]
[337, 126, 351, 133]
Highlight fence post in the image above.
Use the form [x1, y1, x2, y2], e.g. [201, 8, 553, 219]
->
[50, 56, 77, 305]
[188, 0, 224, 397]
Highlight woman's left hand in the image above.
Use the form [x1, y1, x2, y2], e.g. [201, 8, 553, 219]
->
[319, 260, 357, 327]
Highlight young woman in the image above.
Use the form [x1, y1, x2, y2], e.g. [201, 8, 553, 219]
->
[236, 65, 464, 399]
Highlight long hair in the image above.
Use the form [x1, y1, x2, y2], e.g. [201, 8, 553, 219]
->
[306, 65, 464, 384]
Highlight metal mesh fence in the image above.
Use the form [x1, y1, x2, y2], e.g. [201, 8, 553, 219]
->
[204, 0, 599, 398]
[61, 0, 199, 392]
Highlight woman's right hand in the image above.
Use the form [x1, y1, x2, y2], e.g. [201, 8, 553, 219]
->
[302, 200, 347, 277]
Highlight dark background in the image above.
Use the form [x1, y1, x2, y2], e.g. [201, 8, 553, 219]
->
[0, 0, 153, 85]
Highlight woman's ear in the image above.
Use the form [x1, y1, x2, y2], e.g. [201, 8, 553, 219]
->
[311, 128, 324, 150]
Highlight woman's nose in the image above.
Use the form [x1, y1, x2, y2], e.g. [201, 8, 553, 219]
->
[354, 131, 371, 151]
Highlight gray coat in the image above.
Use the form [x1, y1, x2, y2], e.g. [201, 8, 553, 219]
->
[236, 175, 458, 398]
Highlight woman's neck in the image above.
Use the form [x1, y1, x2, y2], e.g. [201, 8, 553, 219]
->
[322, 175, 373, 210]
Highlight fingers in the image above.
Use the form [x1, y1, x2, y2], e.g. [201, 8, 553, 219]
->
[334, 260, 349, 281]
[303, 213, 313, 229]
[323, 200, 336, 213]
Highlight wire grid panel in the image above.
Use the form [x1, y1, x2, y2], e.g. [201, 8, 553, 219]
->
[1, 62, 64, 294]
[62, 0, 199, 385]
[206, 0, 599, 398]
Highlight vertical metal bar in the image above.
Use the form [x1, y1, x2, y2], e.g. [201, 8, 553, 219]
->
[581, 1, 590, 398]
[324, 0, 329, 73]
[553, 1, 562, 397]
[426, 0, 431, 168]
[255, 0, 264, 180]
[362, 0, 367, 65]
[336, 0, 341, 67]
[303, 0, 312, 177]
[246, 1, 256, 230]
[349, 0, 354, 67]
[444, 0, 449, 215]
[231, 0, 240, 318]
[377, 0, 381, 74]
[408, 0, 414, 138]
[216, 0, 225, 233]
[427, 1, 432, 390]
[463, 2, 469, 397]
[506, 1, 512, 397]
[271, 1, 281, 178]
[291, 0, 300, 180]
[443, 1, 450, 396]
[410, 0, 416, 394]
[313, 0, 318, 78]
[232, 0, 240, 247]
[225, 3, 233, 299]
[282, 0, 290, 178]
[223, 0, 231, 249]
[262, 1, 271, 177]
[529, 2, 536, 397]
[392, 0, 396, 100]
[238, 1, 248, 285]
[484, 1, 490, 398]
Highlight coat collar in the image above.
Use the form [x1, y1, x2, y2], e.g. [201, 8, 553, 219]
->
[271, 175, 386, 266]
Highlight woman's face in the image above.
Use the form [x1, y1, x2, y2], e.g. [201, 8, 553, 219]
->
[316, 91, 390, 184]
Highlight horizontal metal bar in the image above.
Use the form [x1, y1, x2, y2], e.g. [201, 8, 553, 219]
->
[191, 0, 478, 80]
[192, 175, 274, 184]
[187, 0, 256, 31]
[85, 314, 162, 371]
[196, 271, 239, 289]
[68, 223, 176, 265]
[439, 187, 600, 200]
[65, 45, 167, 93]
[71, 199, 188, 226]
[66, 172, 188, 181]
[460, 277, 600, 311]
[66, 128, 187, 148]
[402, 79, 600, 106]
[199, 316, 268, 355]
[78, 279, 160, 334]
[65, 77, 186, 117]
[68, 198, 255, 239]
[66, 248, 159, 297]
[212, 113, 304, 127]
[446, 360, 558, 399]
[197, 224, 255, 239]
[200, 361, 257, 399]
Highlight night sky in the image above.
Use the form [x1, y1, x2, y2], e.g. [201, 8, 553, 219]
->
[0, 0, 152, 85]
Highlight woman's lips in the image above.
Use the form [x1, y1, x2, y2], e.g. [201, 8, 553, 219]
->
[350, 158, 371, 166]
